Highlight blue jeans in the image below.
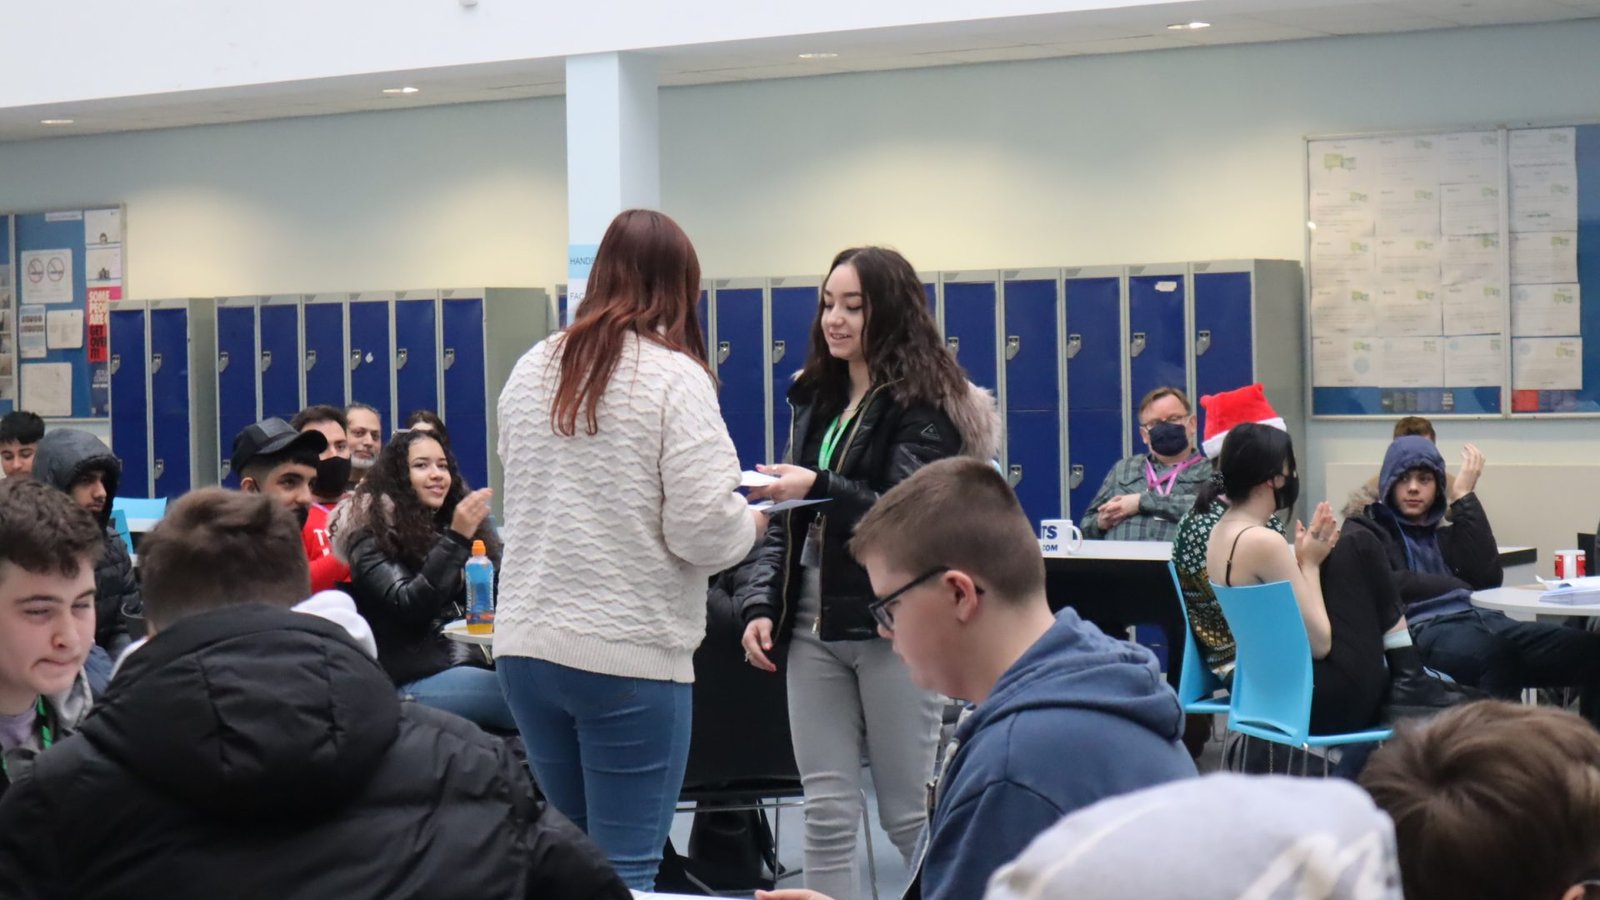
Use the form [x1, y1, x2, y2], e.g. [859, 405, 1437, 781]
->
[497, 656, 692, 891]
[1414, 609, 1600, 725]
[401, 665, 517, 732]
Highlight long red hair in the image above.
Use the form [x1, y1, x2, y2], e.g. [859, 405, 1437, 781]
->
[550, 209, 711, 436]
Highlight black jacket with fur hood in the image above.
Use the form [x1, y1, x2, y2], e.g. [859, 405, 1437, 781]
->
[737, 378, 1002, 643]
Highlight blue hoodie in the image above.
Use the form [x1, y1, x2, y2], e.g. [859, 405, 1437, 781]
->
[1373, 436, 1473, 622]
[917, 608, 1197, 900]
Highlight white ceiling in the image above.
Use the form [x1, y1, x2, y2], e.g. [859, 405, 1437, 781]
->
[4, 0, 1596, 143]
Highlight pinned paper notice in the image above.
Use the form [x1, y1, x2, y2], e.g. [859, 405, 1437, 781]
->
[45, 310, 84, 349]
[20, 362, 72, 417]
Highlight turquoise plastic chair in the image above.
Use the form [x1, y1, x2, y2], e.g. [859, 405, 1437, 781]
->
[110, 508, 134, 556]
[1168, 562, 1230, 716]
[1212, 580, 1391, 768]
[112, 496, 168, 528]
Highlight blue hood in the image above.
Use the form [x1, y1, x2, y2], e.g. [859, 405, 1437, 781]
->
[1378, 436, 1447, 527]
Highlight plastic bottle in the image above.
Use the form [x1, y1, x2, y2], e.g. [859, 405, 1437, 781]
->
[465, 540, 495, 635]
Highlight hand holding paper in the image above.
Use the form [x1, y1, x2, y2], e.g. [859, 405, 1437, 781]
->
[746, 463, 817, 504]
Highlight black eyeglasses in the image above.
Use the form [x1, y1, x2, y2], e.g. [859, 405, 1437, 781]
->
[867, 566, 984, 631]
[1139, 413, 1188, 429]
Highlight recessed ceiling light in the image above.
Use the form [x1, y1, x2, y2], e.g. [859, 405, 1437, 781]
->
[381, 86, 421, 95]
[40, 118, 74, 125]
[797, 52, 839, 60]
[1167, 21, 1211, 30]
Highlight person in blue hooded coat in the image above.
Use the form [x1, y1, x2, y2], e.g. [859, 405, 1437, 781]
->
[756, 457, 1197, 900]
[1344, 436, 1600, 725]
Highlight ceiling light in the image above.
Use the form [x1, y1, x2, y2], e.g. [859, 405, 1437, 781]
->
[40, 118, 74, 125]
[1167, 21, 1211, 30]
[797, 52, 838, 60]
[381, 86, 421, 95]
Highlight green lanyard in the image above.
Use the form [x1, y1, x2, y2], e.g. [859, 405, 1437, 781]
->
[818, 410, 857, 473]
[0, 698, 51, 779]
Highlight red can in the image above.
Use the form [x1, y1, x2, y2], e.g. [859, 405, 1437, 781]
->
[1556, 551, 1588, 579]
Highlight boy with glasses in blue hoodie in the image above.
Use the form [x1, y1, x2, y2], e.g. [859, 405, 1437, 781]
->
[759, 457, 1197, 900]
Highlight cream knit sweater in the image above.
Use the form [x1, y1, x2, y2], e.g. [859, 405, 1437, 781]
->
[493, 332, 757, 683]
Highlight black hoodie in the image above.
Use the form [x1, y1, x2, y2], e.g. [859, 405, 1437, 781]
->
[0, 605, 629, 900]
[30, 429, 141, 651]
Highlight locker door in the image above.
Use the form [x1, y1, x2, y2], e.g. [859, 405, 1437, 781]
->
[713, 285, 766, 469]
[348, 298, 393, 426]
[1003, 276, 1063, 521]
[302, 300, 347, 409]
[1008, 411, 1064, 524]
[923, 281, 937, 315]
[215, 302, 258, 487]
[769, 284, 816, 461]
[109, 307, 150, 498]
[698, 290, 710, 346]
[942, 278, 999, 395]
[441, 297, 489, 491]
[394, 296, 440, 420]
[1127, 272, 1188, 449]
[258, 301, 302, 422]
[1064, 276, 1123, 412]
[1192, 271, 1254, 441]
[1068, 408, 1125, 522]
[149, 306, 193, 497]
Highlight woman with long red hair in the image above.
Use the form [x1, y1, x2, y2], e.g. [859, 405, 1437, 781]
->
[494, 209, 765, 890]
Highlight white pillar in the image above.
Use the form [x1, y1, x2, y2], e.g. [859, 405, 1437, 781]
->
[565, 52, 660, 322]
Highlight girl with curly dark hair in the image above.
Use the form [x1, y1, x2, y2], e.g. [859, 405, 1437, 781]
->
[330, 428, 513, 731]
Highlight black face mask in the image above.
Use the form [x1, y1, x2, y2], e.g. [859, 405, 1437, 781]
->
[313, 456, 352, 498]
[1275, 471, 1300, 513]
[1147, 421, 1190, 457]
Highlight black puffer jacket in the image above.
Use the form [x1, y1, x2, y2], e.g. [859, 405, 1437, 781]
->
[31, 429, 142, 652]
[0, 605, 628, 900]
[739, 379, 1002, 642]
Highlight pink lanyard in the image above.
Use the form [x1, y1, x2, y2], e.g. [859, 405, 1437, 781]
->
[1145, 454, 1203, 497]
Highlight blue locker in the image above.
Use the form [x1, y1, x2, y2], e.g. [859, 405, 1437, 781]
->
[394, 295, 440, 420]
[1064, 275, 1123, 412]
[923, 281, 937, 315]
[713, 285, 767, 469]
[149, 306, 193, 497]
[1192, 271, 1254, 441]
[442, 297, 489, 491]
[942, 277, 999, 395]
[769, 283, 817, 460]
[698, 290, 710, 348]
[258, 300, 302, 422]
[1003, 276, 1063, 523]
[302, 298, 346, 410]
[1127, 272, 1188, 448]
[1008, 411, 1063, 524]
[215, 301, 258, 486]
[109, 307, 150, 499]
[1068, 408, 1125, 522]
[348, 298, 393, 428]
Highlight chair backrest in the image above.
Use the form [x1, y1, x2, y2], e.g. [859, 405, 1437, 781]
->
[1212, 580, 1314, 744]
[1168, 562, 1225, 707]
[110, 508, 134, 555]
[113, 496, 168, 523]
[1579, 532, 1596, 568]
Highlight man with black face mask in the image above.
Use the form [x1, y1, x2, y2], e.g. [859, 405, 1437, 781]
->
[1081, 387, 1213, 542]
[289, 406, 355, 593]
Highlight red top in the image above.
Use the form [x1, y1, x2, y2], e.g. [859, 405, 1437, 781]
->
[303, 502, 350, 593]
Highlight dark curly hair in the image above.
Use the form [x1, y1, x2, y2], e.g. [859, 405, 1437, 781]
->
[797, 246, 967, 418]
[350, 429, 500, 569]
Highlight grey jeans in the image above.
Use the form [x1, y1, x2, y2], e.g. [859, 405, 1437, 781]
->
[788, 568, 944, 899]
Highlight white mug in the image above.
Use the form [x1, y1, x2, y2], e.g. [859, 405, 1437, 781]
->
[1039, 519, 1085, 556]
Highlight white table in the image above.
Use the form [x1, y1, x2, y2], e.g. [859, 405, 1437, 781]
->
[1471, 585, 1600, 623]
[441, 621, 494, 647]
[1041, 539, 1172, 561]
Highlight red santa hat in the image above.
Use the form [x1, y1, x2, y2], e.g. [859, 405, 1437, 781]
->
[1200, 384, 1285, 458]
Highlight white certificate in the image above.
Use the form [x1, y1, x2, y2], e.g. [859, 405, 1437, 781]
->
[1377, 283, 1444, 337]
[1376, 135, 1439, 184]
[1510, 173, 1579, 233]
[1513, 337, 1583, 391]
[1509, 127, 1576, 171]
[1444, 335, 1505, 387]
[1377, 236, 1440, 281]
[1438, 131, 1501, 184]
[1309, 188, 1376, 235]
[1312, 336, 1381, 387]
[1382, 337, 1445, 388]
[1310, 231, 1377, 279]
[1310, 138, 1380, 189]
[1511, 283, 1581, 338]
[1377, 186, 1441, 236]
[1443, 282, 1505, 336]
[1441, 183, 1500, 236]
[1511, 232, 1579, 285]
[1311, 284, 1378, 335]
[1441, 234, 1502, 286]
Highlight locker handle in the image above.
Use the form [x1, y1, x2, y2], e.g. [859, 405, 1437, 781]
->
[1130, 333, 1147, 358]
[1195, 329, 1213, 356]
[350, 349, 363, 371]
[717, 341, 731, 365]
[1005, 335, 1021, 362]
[772, 339, 786, 365]
[217, 350, 229, 373]
[305, 349, 317, 371]
[945, 336, 959, 356]
[1065, 334, 1083, 360]
[1070, 464, 1085, 490]
[396, 348, 409, 370]
[443, 348, 456, 371]
[153, 459, 165, 481]
[110, 354, 121, 375]
[1008, 464, 1023, 487]
[220, 459, 231, 479]
[260, 350, 273, 373]
[151, 352, 163, 374]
